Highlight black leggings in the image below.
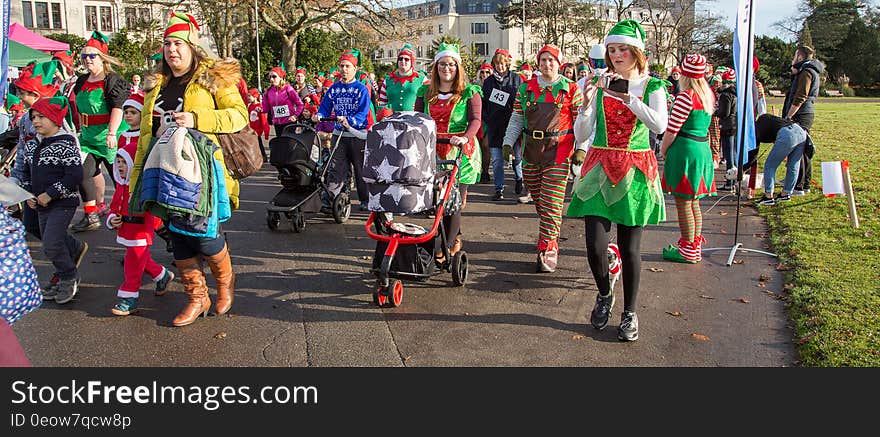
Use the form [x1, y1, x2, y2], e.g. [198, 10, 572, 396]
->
[584, 216, 643, 312]
[79, 153, 112, 203]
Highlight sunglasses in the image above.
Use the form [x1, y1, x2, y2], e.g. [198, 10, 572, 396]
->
[268, 74, 279, 79]
[397, 57, 411, 62]
[81, 53, 99, 60]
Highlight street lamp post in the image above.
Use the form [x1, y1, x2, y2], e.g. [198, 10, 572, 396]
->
[255, 0, 262, 91]
[521, 0, 526, 60]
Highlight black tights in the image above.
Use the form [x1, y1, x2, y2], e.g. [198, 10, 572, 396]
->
[584, 216, 643, 312]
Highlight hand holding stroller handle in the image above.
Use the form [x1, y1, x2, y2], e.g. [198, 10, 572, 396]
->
[319, 117, 337, 122]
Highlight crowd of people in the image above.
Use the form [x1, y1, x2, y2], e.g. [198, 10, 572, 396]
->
[0, 13, 822, 343]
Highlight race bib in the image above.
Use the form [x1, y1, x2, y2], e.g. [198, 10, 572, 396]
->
[273, 105, 291, 119]
[489, 88, 511, 107]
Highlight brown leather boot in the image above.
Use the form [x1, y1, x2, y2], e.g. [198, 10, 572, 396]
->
[205, 244, 235, 315]
[172, 257, 211, 327]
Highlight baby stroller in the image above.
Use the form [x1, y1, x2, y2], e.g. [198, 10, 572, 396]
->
[363, 112, 467, 307]
[266, 121, 351, 232]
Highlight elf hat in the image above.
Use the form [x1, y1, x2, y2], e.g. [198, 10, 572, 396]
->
[339, 48, 361, 67]
[588, 44, 606, 60]
[163, 12, 201, 47]
[52, 50, 74, 68]
[248, 88, 260, 98]
[671, 66, 682, 74]
[680, 54, 707, 79]
[577, 64, 589, 72]
[6, 93, 23, 112]
[434, 43, 461, 64]
[323, 78, 335, 88]
[752, 56, 760, 73]
[85, 30, 109, 54]
[604, 19, 647, 51]
[269, 67, 286, 79]
[295, 68, 307, 77]
[536, 44, 562, 65]
[479, 63, 493, 72]
[398, 43, 416, 63]
[123, 91, 145, 112]
[721, 69, 736, 83]
[519, 63, 532, 71]
[13, 62, 58, 98]
[29, 96, 69, 128]
[494, 48, 512, 59]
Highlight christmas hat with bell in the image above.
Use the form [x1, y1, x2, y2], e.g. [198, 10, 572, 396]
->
[604, 19, 647, 51]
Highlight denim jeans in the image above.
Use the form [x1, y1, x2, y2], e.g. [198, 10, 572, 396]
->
[490, 146, 523, 192]
[37, 205, 82, 280]
[721, 135, 736, 171]
[763, 124, 807, 194]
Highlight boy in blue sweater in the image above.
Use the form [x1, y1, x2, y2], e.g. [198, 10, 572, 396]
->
[22, 97, 87, 305]
[314, 49, 372, 212]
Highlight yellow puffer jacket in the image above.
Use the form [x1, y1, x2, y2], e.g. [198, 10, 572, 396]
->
[130, 58, 248, 210]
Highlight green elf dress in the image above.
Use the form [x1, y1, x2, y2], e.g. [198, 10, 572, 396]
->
[416, 84, 483, 185]
[661, 89, 716, 199]
[566, 76, 667, 226]
[381, 70, 425, 112]
[74, 74, 129, 163]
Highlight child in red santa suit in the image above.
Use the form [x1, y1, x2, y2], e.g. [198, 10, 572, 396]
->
[107, 92, 174, 316]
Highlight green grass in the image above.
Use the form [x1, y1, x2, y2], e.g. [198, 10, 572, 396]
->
[759, 103, 880, 366]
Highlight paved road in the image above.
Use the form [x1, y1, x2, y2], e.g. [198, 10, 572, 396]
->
[12, 163, 796, 367]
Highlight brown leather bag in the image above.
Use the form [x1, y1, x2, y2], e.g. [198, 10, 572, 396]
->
[216, 125, 263, 179]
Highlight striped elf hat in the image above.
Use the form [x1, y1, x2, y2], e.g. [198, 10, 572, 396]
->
[164, 12, 201, 46]
[680, 54, 707, 79]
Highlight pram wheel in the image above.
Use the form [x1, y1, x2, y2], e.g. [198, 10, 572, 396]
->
[332, 192, 351, 224]
[375, 279, 403, 308]
[451, 251, 468, 286]
[266, 212, 281, 230]
[289, 209, 306, 233]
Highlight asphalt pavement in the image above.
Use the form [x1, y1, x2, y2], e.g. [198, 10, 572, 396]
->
[11, 161, 796, 367]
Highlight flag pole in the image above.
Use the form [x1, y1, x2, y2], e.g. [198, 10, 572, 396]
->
[701, 0, 776, 266]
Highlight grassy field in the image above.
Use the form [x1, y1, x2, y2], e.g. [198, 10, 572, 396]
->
[759, 102, 880, 366]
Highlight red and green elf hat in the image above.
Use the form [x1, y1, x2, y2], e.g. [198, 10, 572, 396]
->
[5, 93, 23, 112]
[339, 49, 360, 67]
[13, 62, 59, 98]
[164, 11, 201, 46]
[536, 44, 562, 65]
[29, 95, 69, 128]
[398, 43, 416, 64]
[52, 50, 74, 68]
[85, 30, 109, 54]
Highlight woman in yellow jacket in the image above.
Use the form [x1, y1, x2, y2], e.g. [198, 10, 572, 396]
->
[129, 12, 247, 326]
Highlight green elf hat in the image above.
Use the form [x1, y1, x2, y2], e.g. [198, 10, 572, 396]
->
[577, 64, 589, 72]
[149, 50, 163, 61]
[5, 93, 23, 111]
[434, 42, 461, 64]
[604, 19, 646, 51]
[85, 30, 109, 54]
[163, 11, 201, 46]
[31, 59, 62, 86]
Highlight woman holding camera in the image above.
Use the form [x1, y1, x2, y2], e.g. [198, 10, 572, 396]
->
[567, 20, 669, 342]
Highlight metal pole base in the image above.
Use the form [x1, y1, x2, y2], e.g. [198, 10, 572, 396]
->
[702, 243, 778, 266]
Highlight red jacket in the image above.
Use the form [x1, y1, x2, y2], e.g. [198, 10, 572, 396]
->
[248, 102, 270, 139]
[107, 131, 156, 246]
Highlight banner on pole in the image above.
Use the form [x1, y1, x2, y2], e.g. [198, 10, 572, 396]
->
[1, 0, 11, 109]
[733, 0, 757, 168]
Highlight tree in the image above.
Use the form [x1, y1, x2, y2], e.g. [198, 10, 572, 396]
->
[640, 0, 699, 66]
[754, 35, 797, 89]
[798, 20, 814, 48]
[196, 0, 252, 58]
[428, 35, 481, 80]
[109, 29, 149, 80]
[46, 33, 87, 55]
[296, 28, 342, 76]
[258, 0, 408, 72]
[835, 15, 880, 86]
[495, 0, 602, 53]
[802, 0, 865, 76]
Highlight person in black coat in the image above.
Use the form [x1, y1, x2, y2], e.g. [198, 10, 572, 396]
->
[714, 69, 737, 190]
[481, 48, 523, 201]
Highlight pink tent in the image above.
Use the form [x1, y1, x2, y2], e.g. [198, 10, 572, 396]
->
[9, 22, 70, 52]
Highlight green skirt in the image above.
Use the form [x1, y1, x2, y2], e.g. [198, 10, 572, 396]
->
[565, 163, 666, 227]
[445, 143, 482, 185]
[662, 137, 717, 200]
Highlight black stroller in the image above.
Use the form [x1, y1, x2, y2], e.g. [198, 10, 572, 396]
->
[363, 112, 468, 307]
[265, 122, 351, 232]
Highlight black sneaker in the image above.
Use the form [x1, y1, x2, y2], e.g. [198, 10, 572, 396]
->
[757, 195, 775, 206]
[54, 277, 79, 305]
[155, 269, 175, 296]
[491, 190, 503, 201]
[70, 212, 100, 232]
[618, 311, 639, 342]
[590, 293, 615, 330]
[775, 193, 792, 203]
[514, 179, 524, 195]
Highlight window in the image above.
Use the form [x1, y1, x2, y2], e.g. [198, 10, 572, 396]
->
[434, 4, 441, 15]
[474, 43, 489, 57]
[568, 45, 579, 56]
[35, 2, 49, 28]
[467, 1, 476, 13]
[21, 2, 34, 28]
[100, 6, 113, 31]
[426, 25, 433, 35]
[51, 2, 61, 29]
[408, 9, 414, 19]
[416, 46, 423, 57]
[482, 2, 492, 13]
[388, 49, 393, 58]
[471, 22, 488, 34]
[518, 43, 524, 55]
[85, 5, 98, 31]
[139, 8, 151, 23]
[531, 43, 540, 53]
[125, 7, 138, 29]
[438, 24, 443, 34]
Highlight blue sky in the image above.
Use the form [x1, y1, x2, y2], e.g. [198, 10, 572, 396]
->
[712, 0, 801, 40]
